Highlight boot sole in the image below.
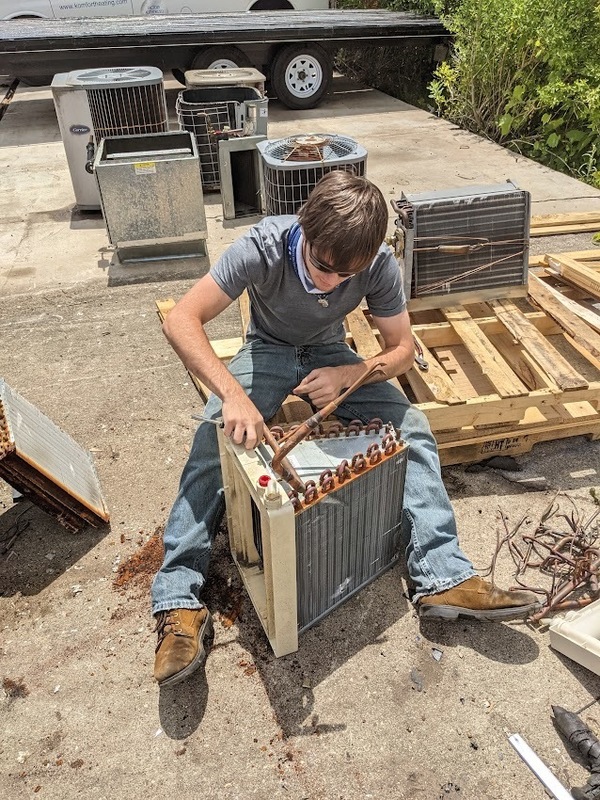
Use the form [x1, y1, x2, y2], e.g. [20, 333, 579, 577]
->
[158, 613, 214, 688]
[418, 602, 540, 621]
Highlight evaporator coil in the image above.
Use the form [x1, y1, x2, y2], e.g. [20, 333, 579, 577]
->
[219, 419, 407, 656]
[0, 379, 109, 532]
[257, 134, 367, 216]
[392, 181, 531, 303]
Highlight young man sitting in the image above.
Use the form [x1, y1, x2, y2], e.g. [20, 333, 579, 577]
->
[151, 171, 538, 687]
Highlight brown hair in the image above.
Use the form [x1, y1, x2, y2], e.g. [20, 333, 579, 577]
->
[297, 171, 388, 272]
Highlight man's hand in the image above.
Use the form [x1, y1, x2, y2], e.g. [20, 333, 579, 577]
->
[293, 365, 363, 408]
[222, 393, 264, 449]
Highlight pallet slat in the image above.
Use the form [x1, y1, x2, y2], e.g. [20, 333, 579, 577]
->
[490, 298, 588, 391]
[155, 299, 212, 399]
[442, 306, 529, 397]
[406, 334, 465, 405]
[528, 278, 600, 363]
[546, 254, 600, 299]
[529, 273, 600, 335]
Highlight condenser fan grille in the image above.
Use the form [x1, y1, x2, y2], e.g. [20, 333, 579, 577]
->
[264, 134, 359, 163]
[67, 66, 164, 87]
[87, 84, 168, 141]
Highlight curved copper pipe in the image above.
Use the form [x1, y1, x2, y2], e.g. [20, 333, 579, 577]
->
[270, 361, 386, 484]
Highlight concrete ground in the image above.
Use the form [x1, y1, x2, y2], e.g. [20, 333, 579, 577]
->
[1, 73, 600, 800]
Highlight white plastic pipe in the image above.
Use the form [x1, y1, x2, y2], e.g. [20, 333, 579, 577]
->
[508, 733, 574, 800]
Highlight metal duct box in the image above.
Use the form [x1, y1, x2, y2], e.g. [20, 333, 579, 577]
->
[219, 422, 407, 656]
[218, 135, 266, 220]
[393, 181, 530, 309]
[94, 131, 208, 262]
[0, 379, 109, 532]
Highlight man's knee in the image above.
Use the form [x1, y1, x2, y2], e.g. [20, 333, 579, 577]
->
[399, 404, 435, 441]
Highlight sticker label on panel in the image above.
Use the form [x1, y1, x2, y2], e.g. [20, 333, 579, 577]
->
[134, 162, 156, 175]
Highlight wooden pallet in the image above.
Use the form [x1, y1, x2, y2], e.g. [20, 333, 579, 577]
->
[157, 251, 600, 466]
[530, 211, 600, 237]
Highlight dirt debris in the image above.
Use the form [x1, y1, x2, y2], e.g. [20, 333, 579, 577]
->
[112, 525, 165, 597]
[2, 676, 29, 700]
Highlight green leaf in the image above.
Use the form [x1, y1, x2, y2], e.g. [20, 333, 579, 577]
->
[512, 85, 526, 101]
[546, 133, 560, 148]
[498, 113, 513, 136]
[541, 113, 552, 124]
[566, 130, 586, 142]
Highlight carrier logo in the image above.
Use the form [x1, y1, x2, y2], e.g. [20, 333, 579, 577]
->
[69, 124, 91, 135]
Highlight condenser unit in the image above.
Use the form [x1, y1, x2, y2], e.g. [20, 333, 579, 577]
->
[392, 181, 531, 308]
[176, 87, 268, 191]
[51, 67, 168, 210]
[219, 421, 407, 656]
[257, 134, 367, 217]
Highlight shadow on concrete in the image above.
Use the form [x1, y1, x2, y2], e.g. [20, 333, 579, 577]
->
[203, 528, 411, 739]
[442, 436, 600, 501]
[105, 253, 211, 287]
[70, 207, 105, 230]
[0, 502, 110, 597]
[222, 214, 263, 231]
[418, 617, 540, 665]
[158, 668, 210, 739]
[0, 94, 61, 148]
[550, 649, 600, 708]
[239, 576, 411, 739]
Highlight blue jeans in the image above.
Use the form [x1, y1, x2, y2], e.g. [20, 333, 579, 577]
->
[151, 339, 475, 613]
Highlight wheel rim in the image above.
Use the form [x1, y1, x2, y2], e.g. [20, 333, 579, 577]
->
[207, 58, 240, 70]
[284, 55, 323, 98]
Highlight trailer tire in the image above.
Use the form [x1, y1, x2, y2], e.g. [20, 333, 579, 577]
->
[271, 43, 332, 110]
[190, 46, 252, 72]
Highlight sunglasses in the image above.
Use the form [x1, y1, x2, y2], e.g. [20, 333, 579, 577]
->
[308, 247, 357, 279]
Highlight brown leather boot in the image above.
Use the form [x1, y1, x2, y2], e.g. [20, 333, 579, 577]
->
[153, 608, 213, 687]
[417, 576, 540, 621]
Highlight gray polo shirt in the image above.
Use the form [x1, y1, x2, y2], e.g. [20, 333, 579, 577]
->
[210, 216, 405, 346]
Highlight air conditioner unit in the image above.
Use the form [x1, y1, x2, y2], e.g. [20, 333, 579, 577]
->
[392, 181, 531, 308]
[257, 134, 367, 217]
[176, 87, 268, 191]
[219, 421, 407, 656]
[51, 67, 168, 210]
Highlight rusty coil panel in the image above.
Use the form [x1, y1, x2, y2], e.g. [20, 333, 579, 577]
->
[0, 398, 15, 458]
[286, 427, 402, 512]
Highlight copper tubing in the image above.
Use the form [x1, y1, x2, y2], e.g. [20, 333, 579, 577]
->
[270, 362, 386, 481]
[530, 552, 600, 622]
[262, 426, 305, 493]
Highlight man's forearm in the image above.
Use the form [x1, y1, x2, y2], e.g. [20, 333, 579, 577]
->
[163, 315, 246, 403]
[338, 344, 415, 388]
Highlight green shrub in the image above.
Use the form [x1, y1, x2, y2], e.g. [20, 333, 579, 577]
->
[338, 0, 600, 188]
[429, 0, 600, 187]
